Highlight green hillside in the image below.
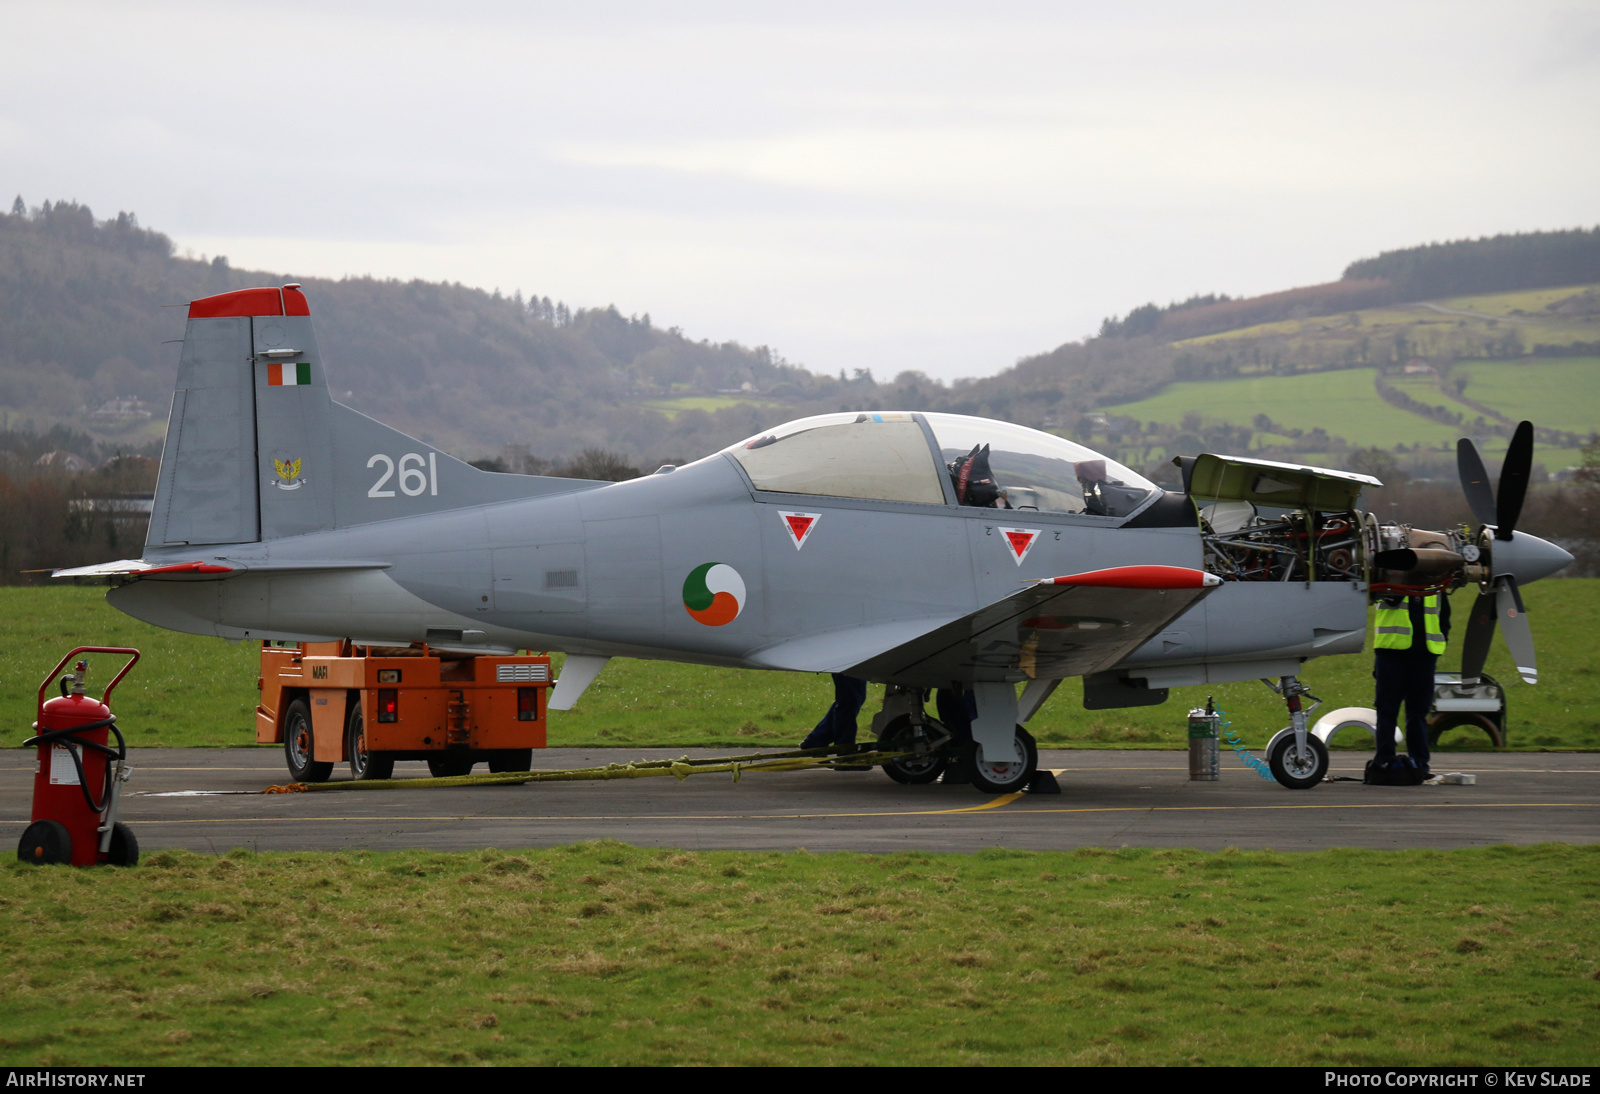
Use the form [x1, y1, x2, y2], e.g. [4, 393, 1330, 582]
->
[1107, 370, 1466, 450]
[1104, 362, 1595, 471]
[1178, 284, 1600, 357]
[1452, 358, 1600, 439]
[1088, 281, 1600, 477]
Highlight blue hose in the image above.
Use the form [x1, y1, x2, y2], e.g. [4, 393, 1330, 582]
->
[1217, 708, 1275, 781]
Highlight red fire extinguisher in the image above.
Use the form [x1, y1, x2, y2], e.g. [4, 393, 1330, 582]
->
[18, 647, 141, 867]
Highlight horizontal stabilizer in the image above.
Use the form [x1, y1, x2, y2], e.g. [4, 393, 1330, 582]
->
[54, 557, 391, 581]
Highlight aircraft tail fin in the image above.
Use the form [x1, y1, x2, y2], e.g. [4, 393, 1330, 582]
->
[146, 285, 595, 551]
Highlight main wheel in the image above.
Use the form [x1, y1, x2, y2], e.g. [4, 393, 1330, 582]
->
[283, 698, 333, 783]
[1267, 732, 1329, 789]
[345, 701, 395, 781]
[964, 725, 1038, 794]
[427, 755, 475, 778]
[106, 821, 139, 867]
[487, 749, 533, 773]
[877, 716, 949, 785]
[17, 819, 72, 866]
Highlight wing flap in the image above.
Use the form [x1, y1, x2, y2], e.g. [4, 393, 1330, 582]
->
[748, 615, 967, 674]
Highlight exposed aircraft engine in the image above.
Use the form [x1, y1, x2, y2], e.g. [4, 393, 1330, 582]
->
[1184, 453, 1379, 587]
[1202, 509, 1364, 584]
[1368, 521, 1470, 590]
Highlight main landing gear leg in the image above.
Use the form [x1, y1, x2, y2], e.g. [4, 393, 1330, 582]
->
[1263, 675, 1329, 790]
[872, 686, 952, 785]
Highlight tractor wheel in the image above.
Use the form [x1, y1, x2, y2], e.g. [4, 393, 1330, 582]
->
[284, 699, 333, 783]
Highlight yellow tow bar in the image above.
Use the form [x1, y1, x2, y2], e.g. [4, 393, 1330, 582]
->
[264, 746, 914, 794]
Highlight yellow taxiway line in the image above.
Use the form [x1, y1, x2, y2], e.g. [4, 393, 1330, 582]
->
[88, 800, 1600, 827]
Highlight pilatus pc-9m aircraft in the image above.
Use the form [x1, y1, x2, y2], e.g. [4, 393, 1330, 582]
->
[59, 285, 1574, 792]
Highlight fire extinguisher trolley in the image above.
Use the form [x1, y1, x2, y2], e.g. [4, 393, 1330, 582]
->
[18, 646, 141, 867]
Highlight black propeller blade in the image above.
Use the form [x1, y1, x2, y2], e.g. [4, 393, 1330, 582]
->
[1458, 587, 1498, 682]
[1495, 420, 1533, 540]
[1496, 576, 1537, 684]
[1452, 421, 1542, 683]
[1456, 438, 1497, 527]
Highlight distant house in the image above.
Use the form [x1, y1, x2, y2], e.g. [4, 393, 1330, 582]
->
[1402, 358, 1435, 375]
[88, 396, 154, 421]
[68, 494, 155, 517]
[99, 454, 156, 475]
[35, 450, 94, 472]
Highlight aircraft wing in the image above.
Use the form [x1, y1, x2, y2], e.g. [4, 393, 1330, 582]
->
[826, 565, 1220, 688]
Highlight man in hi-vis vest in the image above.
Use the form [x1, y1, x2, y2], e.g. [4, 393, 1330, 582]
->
[1372, 592, 1451, 783]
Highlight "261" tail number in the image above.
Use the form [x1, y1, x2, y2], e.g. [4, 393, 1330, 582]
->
[367, 452, 439, 498]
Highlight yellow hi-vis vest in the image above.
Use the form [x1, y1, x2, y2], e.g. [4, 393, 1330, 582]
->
[1374, 593, 1445, 654]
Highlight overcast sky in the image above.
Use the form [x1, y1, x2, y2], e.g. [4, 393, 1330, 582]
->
[5, 0, 1598, 381]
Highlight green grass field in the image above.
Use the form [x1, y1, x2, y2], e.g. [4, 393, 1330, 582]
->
[1103, 369, 1470, 451]
[1437, 284, 1600, 319]
[6, 581, 1598, 753]
[1454, 358, 1600, 440]
[3, 842, 1596, 1065]
[638, 394, 775, 420]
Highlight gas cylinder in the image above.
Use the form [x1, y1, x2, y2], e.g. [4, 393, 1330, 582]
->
[17, 648, 140, 867]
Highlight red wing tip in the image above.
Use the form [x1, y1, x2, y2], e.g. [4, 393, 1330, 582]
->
[1041, 566, 1219, 590]
[140, 561, 235, 575]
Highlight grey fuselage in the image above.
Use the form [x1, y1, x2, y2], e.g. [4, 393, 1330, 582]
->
[112, 449, 1366, 688]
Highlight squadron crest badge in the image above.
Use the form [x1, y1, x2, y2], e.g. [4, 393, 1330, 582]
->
[270, 456, 307, 491]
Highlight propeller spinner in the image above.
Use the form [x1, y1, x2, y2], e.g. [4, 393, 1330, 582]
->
[1455, 421, 1573, 684]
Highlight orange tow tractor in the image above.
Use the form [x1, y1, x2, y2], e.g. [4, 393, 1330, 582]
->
[258, 642, 553, 781]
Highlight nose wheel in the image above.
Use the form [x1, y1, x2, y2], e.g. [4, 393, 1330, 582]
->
[1267, 733, 1329, 789]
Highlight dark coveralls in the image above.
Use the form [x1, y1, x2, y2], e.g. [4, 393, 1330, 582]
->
[801, 674, 868, 750]
[1373, 594, 1450, 777]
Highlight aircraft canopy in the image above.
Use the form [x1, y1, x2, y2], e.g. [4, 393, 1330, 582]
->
[725, 412, 1159, 517]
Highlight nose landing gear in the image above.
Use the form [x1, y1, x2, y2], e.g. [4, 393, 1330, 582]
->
[1261, 675, 1330, 789]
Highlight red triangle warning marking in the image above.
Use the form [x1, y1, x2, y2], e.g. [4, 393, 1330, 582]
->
[778, 510, 821, 549]
[998, 526, 1041, 565]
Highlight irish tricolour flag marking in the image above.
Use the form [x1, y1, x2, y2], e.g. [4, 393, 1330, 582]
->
[683, 563, 746, 626]
[268, 362, 312, 386]
[998, 527, 1041, 565]
[777, 511, 820, 550]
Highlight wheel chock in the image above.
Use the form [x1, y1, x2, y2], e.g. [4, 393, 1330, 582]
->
[940, 764, 970, 785]
[1026, 769, 1061, 794]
